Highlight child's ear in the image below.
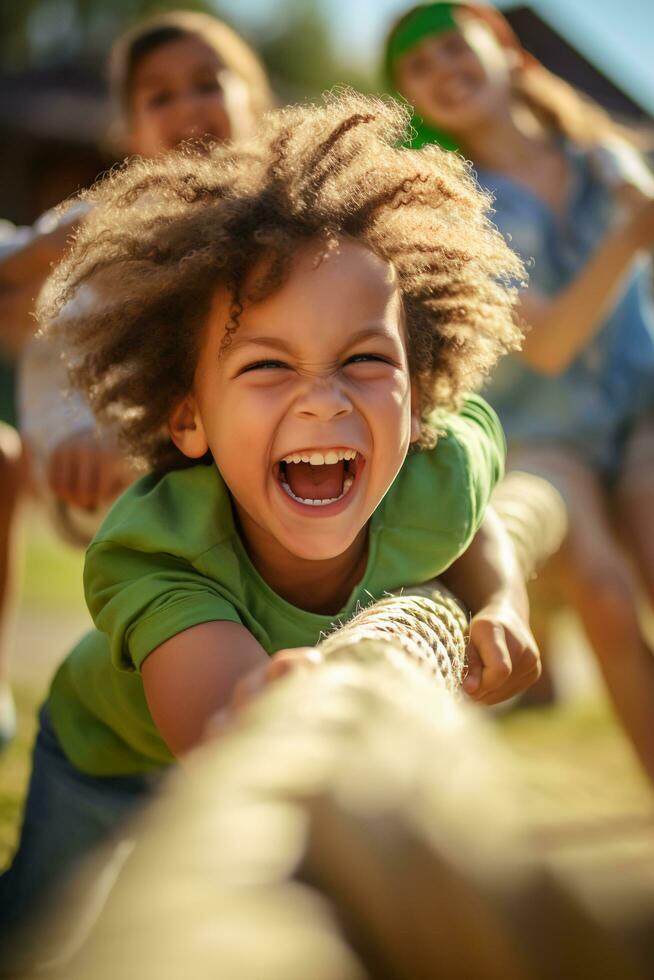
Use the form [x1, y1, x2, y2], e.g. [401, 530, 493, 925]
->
[168, 395, 209, 459]
[410, 380, 422, 444]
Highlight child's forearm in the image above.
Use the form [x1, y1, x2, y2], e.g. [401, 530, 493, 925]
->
[439, 506, 529, 619]
[443, 508, 540, 703]
[142, 621, 271, 757]
[0, 285, 39, 352]
[142, 623, 322, 757]
[0, 220, 76, 288]
[518, 203, 654, 375]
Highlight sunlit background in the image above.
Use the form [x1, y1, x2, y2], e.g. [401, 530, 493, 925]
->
[1, 0, 653, 225]
[1, 0, 654, 872]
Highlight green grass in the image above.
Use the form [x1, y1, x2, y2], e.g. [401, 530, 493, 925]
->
[0, 682, 40, 866]
[1, 512, 87, 868]
[497, 698, 654, 833]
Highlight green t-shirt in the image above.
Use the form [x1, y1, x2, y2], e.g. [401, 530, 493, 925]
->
[48, 395, 504, 776]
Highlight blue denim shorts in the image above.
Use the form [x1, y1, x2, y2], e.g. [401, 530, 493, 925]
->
[0, 704, 164, 966]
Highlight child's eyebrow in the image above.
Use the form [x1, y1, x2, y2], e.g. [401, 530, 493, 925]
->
[136, 65, 219, 89]
[224, 326, 399, 359]
[136, 73, 174, 89]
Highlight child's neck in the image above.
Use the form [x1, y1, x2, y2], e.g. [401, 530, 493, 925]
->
[235, 510, 369, 616]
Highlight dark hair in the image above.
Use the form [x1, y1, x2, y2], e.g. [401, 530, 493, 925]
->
[39, 90, 523, 471]
[116, 25, 186, 106]
[108, 10, 273, 119]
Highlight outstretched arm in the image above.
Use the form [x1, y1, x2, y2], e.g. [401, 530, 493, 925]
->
[518, 198, 654, 375]
[142, 621, 320, 756]
[439, 505, 540, 705]
[0, 213, 80, 352]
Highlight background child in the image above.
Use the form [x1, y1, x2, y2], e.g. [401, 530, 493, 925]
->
[0, 91, 539, 951]
[0, 10, 274, 746]
[385, 1, 654, 781]
[19, 9, 274, 538]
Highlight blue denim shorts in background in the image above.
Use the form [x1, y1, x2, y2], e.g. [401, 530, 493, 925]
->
[0, 704, 163, 969]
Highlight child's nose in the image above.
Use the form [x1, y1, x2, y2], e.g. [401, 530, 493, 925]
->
[294, 378, 352, 421]
[175, 90, 219, 123]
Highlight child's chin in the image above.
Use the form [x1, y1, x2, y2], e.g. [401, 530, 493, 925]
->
[283, 532, 357, 563]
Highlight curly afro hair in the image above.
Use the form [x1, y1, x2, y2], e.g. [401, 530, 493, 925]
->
[38, 89, 524, 471]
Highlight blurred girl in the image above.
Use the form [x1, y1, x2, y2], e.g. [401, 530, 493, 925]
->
[0, 10, 273, 744]
[386, 1, 654, 780]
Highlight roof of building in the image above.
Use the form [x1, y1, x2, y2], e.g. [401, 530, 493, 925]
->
[498, 0, 654, 118]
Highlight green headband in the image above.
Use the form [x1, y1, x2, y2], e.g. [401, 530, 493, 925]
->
[386, 2, 458, 71]
[385, 2, 461, 152]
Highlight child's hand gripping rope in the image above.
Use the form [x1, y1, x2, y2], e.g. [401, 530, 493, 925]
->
[463, 600, 541, 705]
[227, 647, 324, 715]
[211, 576, 541, 737]
[206, 647, 324, 737]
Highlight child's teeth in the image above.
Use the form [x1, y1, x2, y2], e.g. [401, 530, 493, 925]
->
[280, 474, 355, 506]
[281, 449, 359, 465]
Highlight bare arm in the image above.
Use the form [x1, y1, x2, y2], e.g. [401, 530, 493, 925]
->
[142, 620, 270, 756]
[0, 285, 39, 355]
[439, 506, 539, 704]
[518, 199, 654, 375]
[0, 218, 76, 288]
[142, 620, 321, 755]
[0, 216, 79, 350]
[440, 506, 528, 619]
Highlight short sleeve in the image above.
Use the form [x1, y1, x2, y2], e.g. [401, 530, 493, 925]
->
[376, 394, 506, 585]
[84, 540, 242, 673]
[438, 394, 506, 543]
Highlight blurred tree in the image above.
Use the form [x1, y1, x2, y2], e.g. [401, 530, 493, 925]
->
[0, 0, 372, 96]
[0, 0, 214, 69]
[252, 0, 372, 99]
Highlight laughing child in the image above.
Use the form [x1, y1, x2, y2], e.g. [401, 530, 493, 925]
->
[0, 91, 538, 940]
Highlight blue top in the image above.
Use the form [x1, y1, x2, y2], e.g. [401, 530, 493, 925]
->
[477, 143, 654, 476]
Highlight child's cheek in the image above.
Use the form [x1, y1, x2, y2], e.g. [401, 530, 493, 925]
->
[364, 370, 412, 414]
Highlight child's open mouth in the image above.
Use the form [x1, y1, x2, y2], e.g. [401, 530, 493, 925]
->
[275, 448, 361, 507]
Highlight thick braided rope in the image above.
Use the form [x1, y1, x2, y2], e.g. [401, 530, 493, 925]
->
[53, 582, 651, 980]
[45, 508, 652, 980]
[319, 587, 468, 694]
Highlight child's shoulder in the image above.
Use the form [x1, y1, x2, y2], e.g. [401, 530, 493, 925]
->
[90, 462, 234, 561]
[434, 393, 505, 447]
[381, 394, 505, 531]
[424, 393, 505, 474]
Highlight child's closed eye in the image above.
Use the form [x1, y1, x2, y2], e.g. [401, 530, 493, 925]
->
[344, 353, 393, 365]
[237, 354, 397, 378]
[239, 359, 290, 374]
[147, 90, 174, 109]
[194, 76, 223, 96]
